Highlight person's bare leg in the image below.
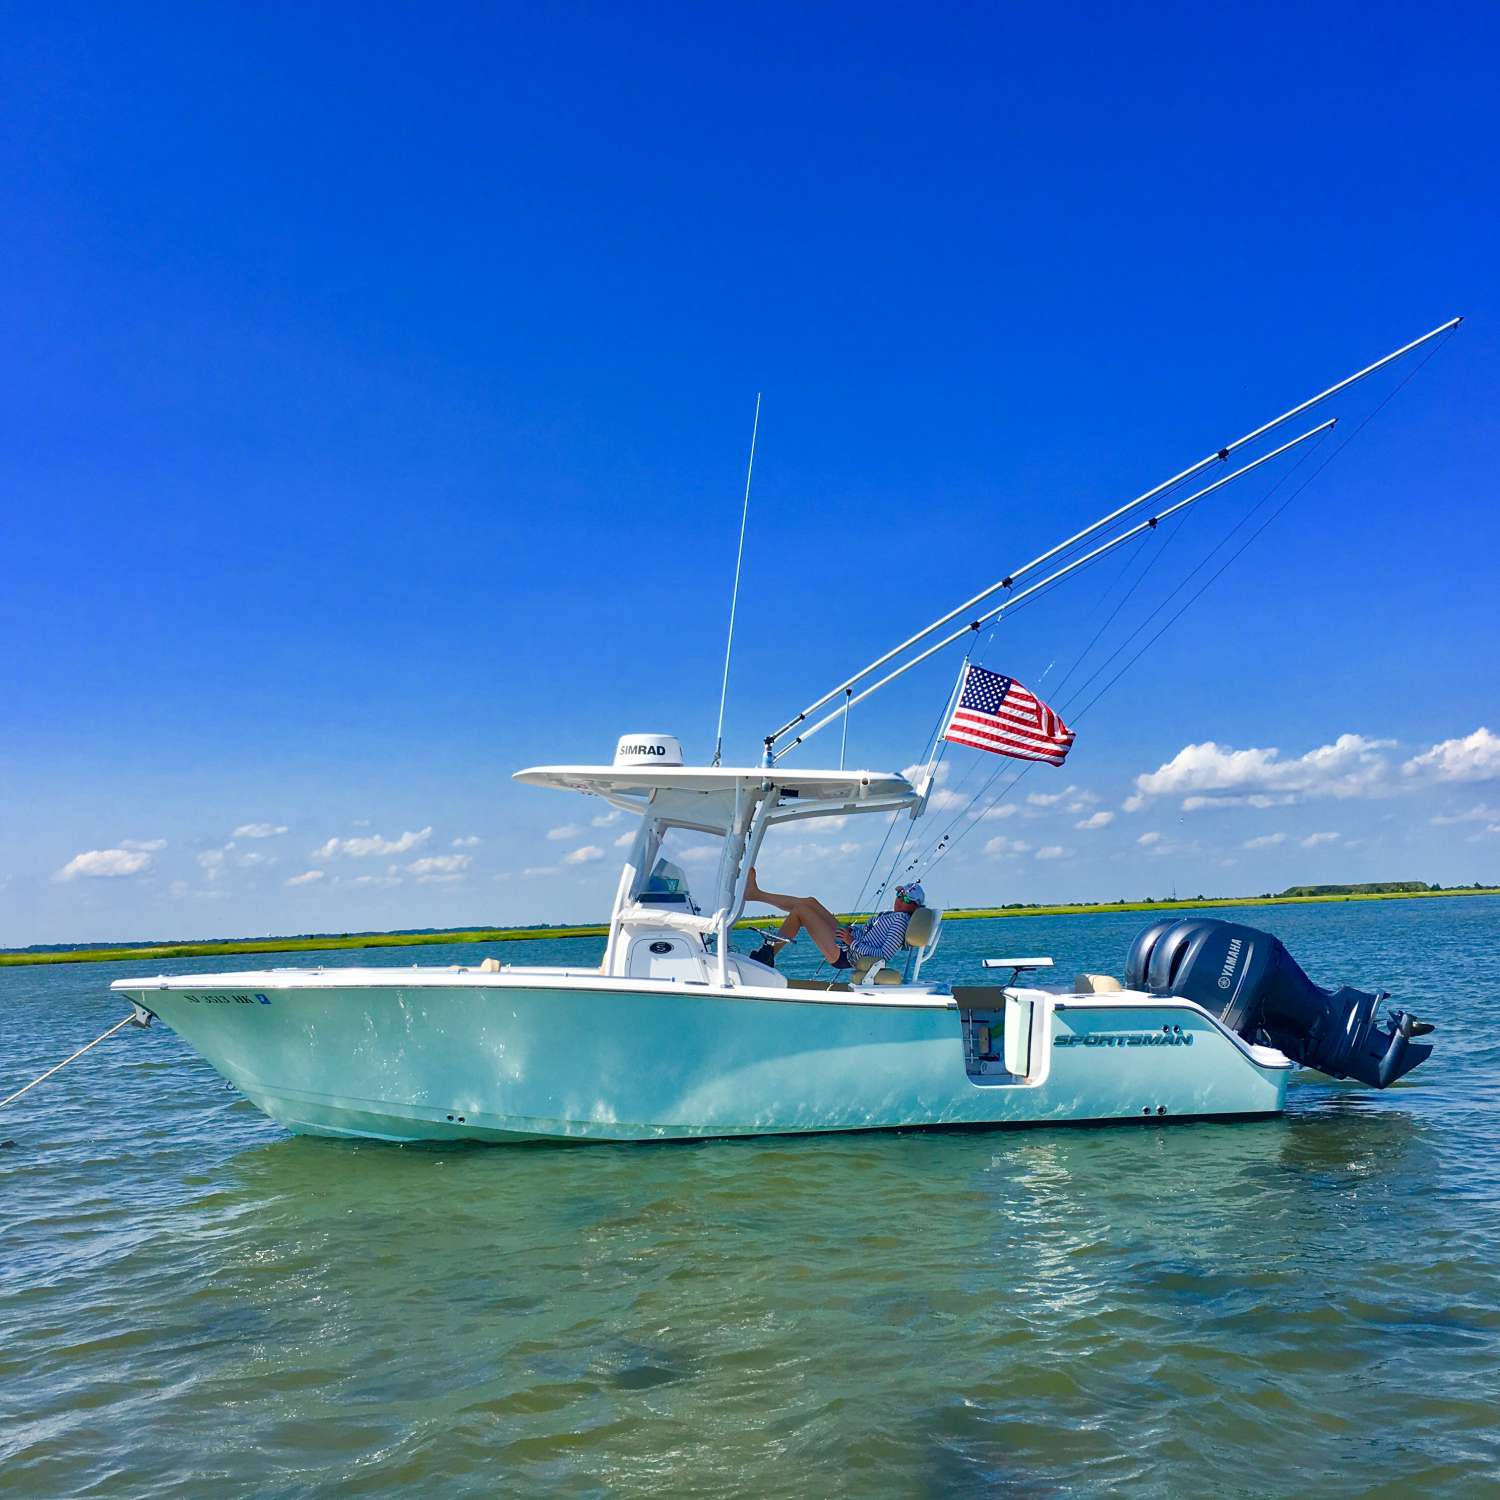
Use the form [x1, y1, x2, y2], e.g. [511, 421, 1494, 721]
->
[746, 868, 839, 923]
[783, 900, 843, 962]
[745, 867, 796, 910]
[748, 894, 844, 963]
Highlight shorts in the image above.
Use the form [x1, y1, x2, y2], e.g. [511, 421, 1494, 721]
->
[832, 942, 853, 970]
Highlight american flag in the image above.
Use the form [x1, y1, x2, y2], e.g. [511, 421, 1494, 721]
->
[942, 664, 1075, 766]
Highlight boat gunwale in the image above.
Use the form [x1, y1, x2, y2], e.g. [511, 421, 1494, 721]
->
[107, 971, 1297, 1070]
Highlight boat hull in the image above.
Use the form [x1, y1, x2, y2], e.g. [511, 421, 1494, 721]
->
[113, 969, 1291, 1143]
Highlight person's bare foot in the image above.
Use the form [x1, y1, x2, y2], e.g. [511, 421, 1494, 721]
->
[745, 866, 765, 903]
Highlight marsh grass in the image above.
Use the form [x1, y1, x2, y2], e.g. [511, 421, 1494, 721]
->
[5, 887, 1495, 968]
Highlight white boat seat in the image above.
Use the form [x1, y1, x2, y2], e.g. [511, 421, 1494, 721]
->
[853, 906, 944, 986]
[1074, 972, 1123, 993]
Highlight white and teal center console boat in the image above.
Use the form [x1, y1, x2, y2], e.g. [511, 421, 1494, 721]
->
[112, 734, 1429, 1144]
[109, 322, 1457, 1142]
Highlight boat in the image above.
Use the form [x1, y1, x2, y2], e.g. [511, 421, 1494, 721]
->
[111, 732, 1433, 1142]
[107, 321, 1456, 1144]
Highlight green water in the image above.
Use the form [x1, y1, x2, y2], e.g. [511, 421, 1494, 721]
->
[3, 899, 1498, 1497]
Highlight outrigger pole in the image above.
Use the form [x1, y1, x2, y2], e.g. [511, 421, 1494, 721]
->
[772, 421, 1334, 761]
[763, 317, 1461, 764]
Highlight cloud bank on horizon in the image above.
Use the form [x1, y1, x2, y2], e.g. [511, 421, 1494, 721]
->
[1127, 727, 1500, 812]
[17, 721, 1496, 946]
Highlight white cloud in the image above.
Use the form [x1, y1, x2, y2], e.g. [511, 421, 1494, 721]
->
[54, 848, 154, 881]
[613, 831, 635, 848]
[591, 810, 621, 828]
[1403, 727, 1500, 784]
[972, 804, 1019, 822]
[1035, 846, 1068, 861]
[286, 869, 325, 887]
[1300, 831, 1340, 848]
[235, 850, 274, 869]
[983, 835, 1032, 857]
[233, 823, 287, 839]
[407, 854, 471, 877]
[522, 864, 559, 877]
[197, 849, 226, 878]
[1181, 793, 1295, 811]
[1122, 793, 1147, 814]
[168, 879, 228, 901]
[804, 815, 850, 834]
[1133, 734, 1396, 810]
[905, 762, 967, 809]
[562, 845, 603, 865]
[121, 837, 167, 851]
[769, 839, 865, 862]
[1431, 804, 1500, 826]
[1242, 832, 1287, 849]
[451, 834, 482, 848]
[1027, 784, 1083, 808]
[348, 868, 403, 888]
[1076, 811, 1114, 830]
[1137, 831, 1163, 847]
[678, 847, 720, 863]
[546, 824, 583, 841]
[314, 827, 432, 859]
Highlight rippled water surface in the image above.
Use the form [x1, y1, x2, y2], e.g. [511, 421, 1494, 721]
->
[4, 899, 1499, 1497]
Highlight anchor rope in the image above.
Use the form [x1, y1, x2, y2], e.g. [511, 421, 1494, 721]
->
[0, 1013, 138, 1111]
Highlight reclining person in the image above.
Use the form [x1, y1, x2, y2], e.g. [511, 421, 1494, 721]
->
[745, 869, 926, 971]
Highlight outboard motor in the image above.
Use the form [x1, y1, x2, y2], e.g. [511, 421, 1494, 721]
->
[1124, 917, 1434, 1088]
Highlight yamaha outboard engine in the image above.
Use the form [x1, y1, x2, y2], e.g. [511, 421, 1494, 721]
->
[1124, 917, 1434, 1088]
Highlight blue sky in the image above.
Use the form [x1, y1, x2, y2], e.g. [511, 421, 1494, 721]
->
[2, 2, 1497, 945]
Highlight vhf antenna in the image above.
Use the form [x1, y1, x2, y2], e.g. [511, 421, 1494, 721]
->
[711, 392, 761, 766]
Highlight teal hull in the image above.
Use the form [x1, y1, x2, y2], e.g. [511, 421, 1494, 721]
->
[112, 970, 1291, 1143]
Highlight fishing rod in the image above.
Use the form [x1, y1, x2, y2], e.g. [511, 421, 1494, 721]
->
[770, 419, 1335, 762]
[763, 316, 1461, 762]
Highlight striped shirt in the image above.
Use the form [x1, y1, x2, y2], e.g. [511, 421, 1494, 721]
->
[849, 909, 911, 958]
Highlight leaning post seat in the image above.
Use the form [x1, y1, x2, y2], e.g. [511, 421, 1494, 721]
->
[855, 905, 944, 986]
[1073, 972, 1123, 993]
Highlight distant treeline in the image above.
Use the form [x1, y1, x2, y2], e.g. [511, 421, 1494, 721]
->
[1276, 881, 1464, 898]
[3, 919, 602, 958]
[6, 882, 1498, 967]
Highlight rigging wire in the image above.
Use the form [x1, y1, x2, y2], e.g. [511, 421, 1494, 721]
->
[872, 522, 1168, 879]
[910, 445, 1327, 880]
[769, 322, 1458, 971]
[1048, 492, 1200, 701]
[1067, 334, 1454, 726]
[905, 325, 1456, 885]
[1055, 436, 1329, 716]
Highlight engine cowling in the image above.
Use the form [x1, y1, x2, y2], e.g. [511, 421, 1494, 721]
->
[1123, 917, 1433, 1088]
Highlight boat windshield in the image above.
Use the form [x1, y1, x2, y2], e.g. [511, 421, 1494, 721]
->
[637, 856, 700, 914]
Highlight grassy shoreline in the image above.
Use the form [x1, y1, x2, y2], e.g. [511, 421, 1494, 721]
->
[4, 886, 1496, 969]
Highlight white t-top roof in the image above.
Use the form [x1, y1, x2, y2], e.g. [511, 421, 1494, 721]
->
[514, 764, 912, 799]
[513, 765, 917, 830]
